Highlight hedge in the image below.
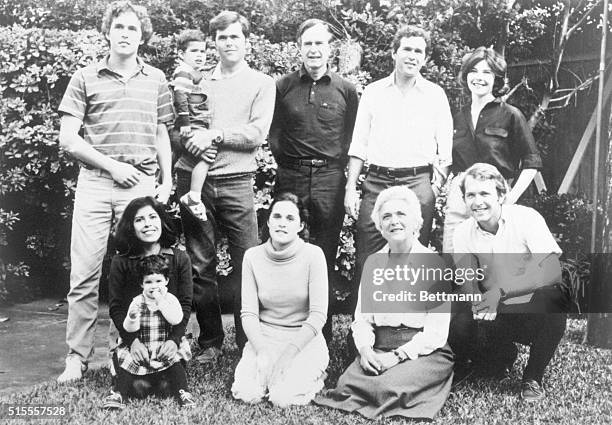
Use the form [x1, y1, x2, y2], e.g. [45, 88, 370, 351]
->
[0, 0, 594, 306]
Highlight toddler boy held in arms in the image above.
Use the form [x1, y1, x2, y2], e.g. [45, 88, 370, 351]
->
[171, 29, 220, 221]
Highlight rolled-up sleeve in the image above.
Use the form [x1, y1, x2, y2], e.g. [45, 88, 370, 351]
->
[351, 290, 376, 351]
[434, 87, 453, 168]
[347, 86, 372, 161]
[398, 303, 451, 360]
[512, 108, 542, 170]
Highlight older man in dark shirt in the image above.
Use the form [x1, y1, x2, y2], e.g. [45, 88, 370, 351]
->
[269, 18, 359, 342]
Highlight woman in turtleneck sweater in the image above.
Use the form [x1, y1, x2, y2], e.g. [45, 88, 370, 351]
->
[231, 192, 329, 407]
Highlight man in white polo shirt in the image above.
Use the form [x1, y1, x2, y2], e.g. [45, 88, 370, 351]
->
[344, 25, 452, 301]
[452, 163, 568, 402]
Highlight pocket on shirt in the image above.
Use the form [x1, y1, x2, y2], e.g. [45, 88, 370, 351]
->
[483, 127, 508, 138]
[317, 102, 342, 122]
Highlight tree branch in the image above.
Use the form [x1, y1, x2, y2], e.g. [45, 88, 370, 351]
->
[549, 74, 599, 107]
[567, 0, 603, 40]
[503, 76, 529, 102]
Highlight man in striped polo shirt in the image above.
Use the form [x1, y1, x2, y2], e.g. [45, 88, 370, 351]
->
[57, 0, 174, 382]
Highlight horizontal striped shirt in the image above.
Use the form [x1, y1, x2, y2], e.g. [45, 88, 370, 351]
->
[59, 56, 175, 174]
[170, 60, 211, 129]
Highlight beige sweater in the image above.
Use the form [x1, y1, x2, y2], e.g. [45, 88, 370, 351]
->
[241, 239, 328, 349]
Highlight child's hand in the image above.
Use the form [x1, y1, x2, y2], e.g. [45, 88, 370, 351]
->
[151, 286, 166, 302]
[180, 126, 192, 138]
[127, 300, 140, 320]
[156, 340, 178, 362]
[130, 338, 150, 365]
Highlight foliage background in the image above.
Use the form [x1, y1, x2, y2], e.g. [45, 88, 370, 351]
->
[0, 0, 600, 306]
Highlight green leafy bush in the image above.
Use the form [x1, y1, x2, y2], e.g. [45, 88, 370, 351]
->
[0, 0, 597, 308]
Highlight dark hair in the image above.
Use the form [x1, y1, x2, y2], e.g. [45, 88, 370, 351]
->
[392, 25, 431, 54]
[176, 29, 206, 51]
[209, 11, 250, 38]
[262, 192, 309, 241]
[460, 163, 509, 197]
[459, 46, 508, 96]
[138, 255, 170, 282]
[101, 1, 153, 45]
[296, 18, 334, 43]
[114, 197, 177, 255]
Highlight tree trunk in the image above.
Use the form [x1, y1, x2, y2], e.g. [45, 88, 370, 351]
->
[585, 95, 612, 348]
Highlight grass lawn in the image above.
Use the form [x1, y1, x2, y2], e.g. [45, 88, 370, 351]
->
[1, 317, 610, 424]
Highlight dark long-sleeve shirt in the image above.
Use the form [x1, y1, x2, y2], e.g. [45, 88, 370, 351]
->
[269, 67, 359, 164]
[452, 98, 542, 179]
[108, 247, 193, 347]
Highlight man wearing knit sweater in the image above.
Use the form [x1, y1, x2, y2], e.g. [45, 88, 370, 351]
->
[175, 11, 276, 360]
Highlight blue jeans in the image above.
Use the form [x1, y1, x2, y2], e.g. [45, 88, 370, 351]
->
[67, 168, 155, 363]
[274, 164, 346, 342]
[176, 170, 258, 351]
[352, 170, 434, 309]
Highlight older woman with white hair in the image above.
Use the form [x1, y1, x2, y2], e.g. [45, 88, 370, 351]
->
[314, 186, 454, 420]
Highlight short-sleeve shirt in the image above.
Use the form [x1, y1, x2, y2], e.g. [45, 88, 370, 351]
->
[58, 56, 174, 174]
[453, 204, 561, 304]
[452, 99, 542, 179]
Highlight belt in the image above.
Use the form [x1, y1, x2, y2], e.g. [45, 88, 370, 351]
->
[368, 164, 432, 177]
[280, 158, 336, 168]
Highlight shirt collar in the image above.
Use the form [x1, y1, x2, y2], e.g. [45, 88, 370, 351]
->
[384, 72, 427, 92]
[128, 246, 175, 259]
[474, 206, 507, 237]
[463, 97, 503, 112]
[96, 55, 148, 76]
[210, 60, 248, 80]
[299, 65, 332, 83]
[379, 238, 431, 254]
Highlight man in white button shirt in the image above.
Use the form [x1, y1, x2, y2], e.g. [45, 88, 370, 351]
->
[344, 25, 452, 300]
[451, 163, 568, 402]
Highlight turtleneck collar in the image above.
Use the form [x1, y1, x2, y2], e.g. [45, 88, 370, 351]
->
[264, 238, 304, 261]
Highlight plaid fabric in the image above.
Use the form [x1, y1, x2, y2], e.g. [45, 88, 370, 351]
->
[116, 295, 191, 375]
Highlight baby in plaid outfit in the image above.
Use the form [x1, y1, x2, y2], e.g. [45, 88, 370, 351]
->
[109, 255, 194, 408]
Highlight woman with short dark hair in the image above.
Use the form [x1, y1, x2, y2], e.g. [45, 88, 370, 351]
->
[444, 46, 542, 253]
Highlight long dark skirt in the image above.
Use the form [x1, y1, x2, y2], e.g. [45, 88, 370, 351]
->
[314, 343, 454, 420]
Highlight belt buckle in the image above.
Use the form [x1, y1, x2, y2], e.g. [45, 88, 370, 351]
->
[386, 167, 395, 177]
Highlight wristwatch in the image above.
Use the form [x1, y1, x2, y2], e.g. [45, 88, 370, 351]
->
[392, 349, 408, 362]
[214, 130, 224, 145]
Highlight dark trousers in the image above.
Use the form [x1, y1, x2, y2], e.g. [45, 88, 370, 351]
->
[448, 284, 569, 383]
[275, 163, 346, 342]
[351, 170, 435, 311]
[177, 170, 258, 351]
[115, 358, 188, 401]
